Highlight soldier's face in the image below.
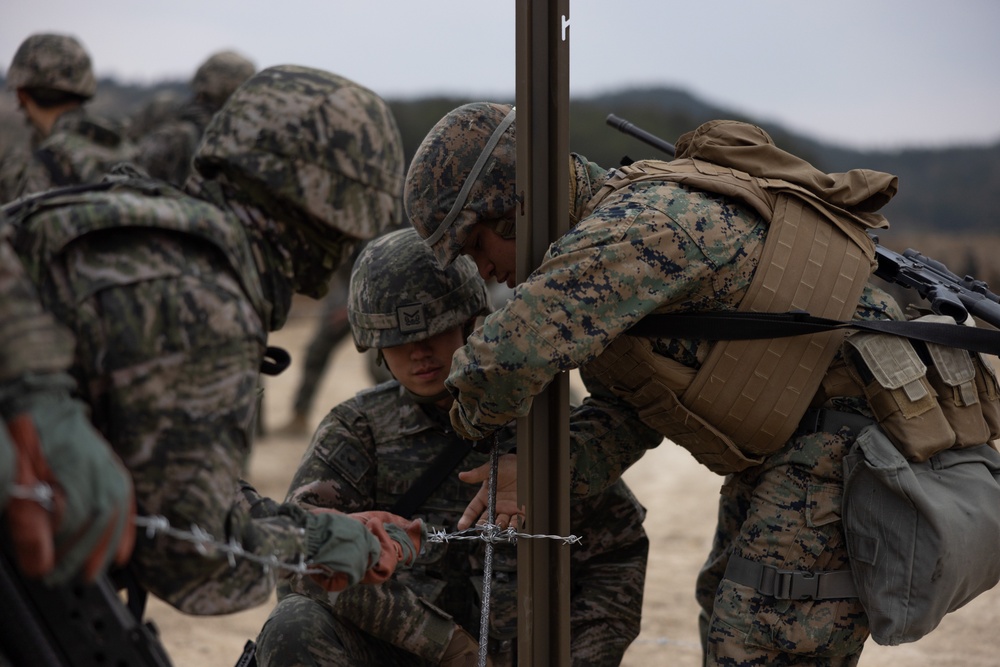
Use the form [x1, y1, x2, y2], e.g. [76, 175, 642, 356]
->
[462, 223, 516, 288]
[381, 325, 466, 403]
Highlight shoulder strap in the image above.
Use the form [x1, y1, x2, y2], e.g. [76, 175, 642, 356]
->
[389, 437, 472, 518]
[629, 310, 1000, 356]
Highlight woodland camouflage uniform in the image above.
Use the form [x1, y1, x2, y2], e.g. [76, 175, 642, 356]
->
[256, 228, 650, 667]
[405, 104, 907, 665]
[1, 65, 416, 615]
[0, 33, 136, 203]
[133, 50, 256, 187]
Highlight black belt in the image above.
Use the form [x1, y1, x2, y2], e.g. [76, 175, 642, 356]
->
[796, 408, 874, 440]
[725, 554, 858, 600]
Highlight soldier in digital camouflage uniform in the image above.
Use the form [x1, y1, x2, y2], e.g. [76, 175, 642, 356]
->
[1, 65, 424, 616]
[133, 50, 256, 187]
[255, 227, 650, 667]
[404, 103, 907, 665]
[0, 33, 137, 203]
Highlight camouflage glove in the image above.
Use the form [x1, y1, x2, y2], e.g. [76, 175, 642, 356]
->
[295, 507, 381, 593]
[449, 401, 487, 441]
[345, 510, 424, 585]
[441, 626, 491, 667]
[1, 373, 135, 584]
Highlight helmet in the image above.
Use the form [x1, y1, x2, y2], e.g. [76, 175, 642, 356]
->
[191, 50, 256, 110]
[6, 33, 96, 98]
[404, 102, 516, 266]
[349, 227, 489, 351]
[194, 64, 404, 247]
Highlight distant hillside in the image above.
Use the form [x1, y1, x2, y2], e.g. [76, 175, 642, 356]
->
[2, 77, 998, 238]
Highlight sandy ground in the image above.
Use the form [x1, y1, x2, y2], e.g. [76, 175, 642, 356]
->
[145, 311, 1000, 667]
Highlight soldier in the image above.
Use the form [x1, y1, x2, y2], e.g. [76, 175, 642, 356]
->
[255, 227, 650, 667]
[0, 33, 136, 203]
[1, 64, 422, 616]
[133, 50, 256, 187]
[405, 104, 911, 664]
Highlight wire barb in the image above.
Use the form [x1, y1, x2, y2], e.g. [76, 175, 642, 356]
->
[132, 515, 323, 577]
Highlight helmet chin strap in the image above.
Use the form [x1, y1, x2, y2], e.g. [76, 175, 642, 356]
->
[424, 107, 517, 250]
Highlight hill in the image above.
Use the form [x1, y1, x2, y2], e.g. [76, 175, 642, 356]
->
[2, 77, 997, 243]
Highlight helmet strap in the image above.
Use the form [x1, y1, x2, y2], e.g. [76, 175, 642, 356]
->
[424, 107, 516, 250]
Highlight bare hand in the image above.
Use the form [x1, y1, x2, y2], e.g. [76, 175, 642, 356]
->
[456, 453, 524, 531]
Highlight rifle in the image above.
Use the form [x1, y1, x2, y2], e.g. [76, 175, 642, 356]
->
[0, 530, 174, 667]
[605, 114, 1000, 332]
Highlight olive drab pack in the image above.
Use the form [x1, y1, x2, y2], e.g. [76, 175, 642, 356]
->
[587, 120, 896, 474]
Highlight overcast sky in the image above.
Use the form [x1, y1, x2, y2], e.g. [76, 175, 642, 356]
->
[3, 0, 999, 150]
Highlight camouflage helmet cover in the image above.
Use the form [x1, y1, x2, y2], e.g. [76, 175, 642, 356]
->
[194, 65, 404, 243]
[6, 33, 97, 98]
[349, 227, 489, 351]
[404, 102, 516, 266]
[191, 50, 256, 109]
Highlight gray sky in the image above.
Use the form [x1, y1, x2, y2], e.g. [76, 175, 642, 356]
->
[3, 0, 999, 150]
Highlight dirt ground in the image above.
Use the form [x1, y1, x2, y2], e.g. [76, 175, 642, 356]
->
[145, 311, 1000, 667]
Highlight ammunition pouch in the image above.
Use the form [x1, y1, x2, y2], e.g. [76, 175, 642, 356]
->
[843, 314, 1000, 462]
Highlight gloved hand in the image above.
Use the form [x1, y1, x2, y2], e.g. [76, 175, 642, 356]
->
[449, 401, 486, 441]
[2, 374, 135, 585]
[300, 509, 380, 593]
[346, 510, 424, 585]
[440, 626, 491, 667]
[300, 508, 424, 592]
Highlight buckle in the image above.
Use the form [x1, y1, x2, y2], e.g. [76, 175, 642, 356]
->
[760, 566, 820, 600]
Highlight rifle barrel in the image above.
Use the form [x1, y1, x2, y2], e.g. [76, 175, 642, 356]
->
[606, 114, 677, 158]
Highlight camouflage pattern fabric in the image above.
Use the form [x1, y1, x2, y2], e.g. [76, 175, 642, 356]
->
[404, 102, 517, 267]
[195, 65, 405, 244]
[132, 103, 209, 187]
[0, 230, 74, 383]
[2, 178, 363, 614]
[445, 154, 770, 439]
[133, 51, 255, 188]
[191, 50, 256, 110]
[0, 107, 137, 203]
[0, 63, 409, 615]
[5, 33, 97, 98]
[414, 123, 907, 661]
[256, 382, 649, 666]
[0, 230, 74, 505]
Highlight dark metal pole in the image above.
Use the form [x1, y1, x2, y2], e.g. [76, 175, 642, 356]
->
[515, 1, 571, 666]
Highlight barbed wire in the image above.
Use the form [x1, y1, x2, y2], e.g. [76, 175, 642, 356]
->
[133, 515, 323, 577]
[427, 524, 581, 546]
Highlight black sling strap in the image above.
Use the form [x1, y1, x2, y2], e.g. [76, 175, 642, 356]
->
[629, 311, 1000, 356]
[389, 438, 475, 519]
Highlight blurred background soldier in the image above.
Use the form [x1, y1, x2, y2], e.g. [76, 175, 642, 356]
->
[255, 228, 649, 667]
[0, 33, 136, 203]
[1, 65, 421, 616]
[132, 49, 256, 187]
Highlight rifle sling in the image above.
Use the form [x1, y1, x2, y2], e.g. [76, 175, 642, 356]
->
[629, 311, 1000, 356]
[389, 438, 474, 519]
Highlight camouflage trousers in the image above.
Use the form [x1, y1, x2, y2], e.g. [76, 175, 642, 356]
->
[695, 428, 869, 666]
[257, 591, 462, 667]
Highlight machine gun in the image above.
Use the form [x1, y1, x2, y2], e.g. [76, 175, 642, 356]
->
[605, 114, 1000, 332]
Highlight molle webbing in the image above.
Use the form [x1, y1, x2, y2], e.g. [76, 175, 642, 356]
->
[683, 190, 871, 455]
[590, 161, 875, 469]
